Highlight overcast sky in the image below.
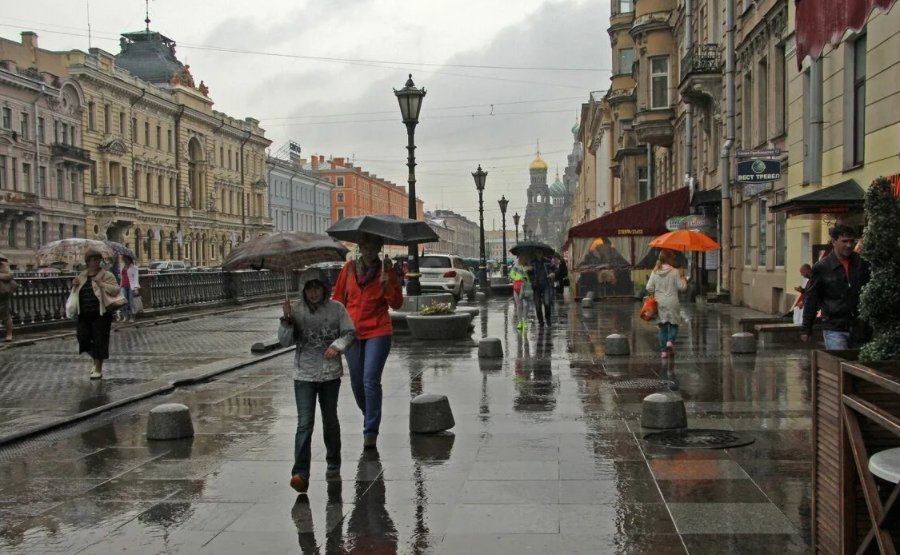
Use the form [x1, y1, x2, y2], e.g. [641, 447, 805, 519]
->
[3, 0, 612, 228]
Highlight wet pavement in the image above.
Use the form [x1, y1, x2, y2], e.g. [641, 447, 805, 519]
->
[0, 297, 814, 554]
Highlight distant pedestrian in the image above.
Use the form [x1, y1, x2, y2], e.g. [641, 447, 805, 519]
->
[801, 224, 871, 349]
[332, 233, 403, 450]
[646, 249, 687, 358]
[0, 253, 17, 342]
[528, 253, 555, 326]
[555, 257, 569, 299]
[791, 263, 812, 325]
[70, 249, 126, 379]
[279, 267, 356, 494]
[510, 257, 533, 330]
[120, 255, 140, 323]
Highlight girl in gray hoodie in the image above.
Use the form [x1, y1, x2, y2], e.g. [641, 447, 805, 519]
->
[279, 268, 356, 494]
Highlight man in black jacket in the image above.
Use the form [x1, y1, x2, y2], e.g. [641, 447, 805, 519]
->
[801, 224, 870, 350]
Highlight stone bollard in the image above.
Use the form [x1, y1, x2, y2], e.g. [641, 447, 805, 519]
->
[604, 333, 630, 356]
[475, 291, 487, 302]
[147, 403, 194, 440]
[641, 392, 687, 429]
[731, 332, 757, 354]
[585, 291, 595, 301]
[580, 297, 594, 309]
[478, 337, 503, 358]
[410, 394, 455, 433]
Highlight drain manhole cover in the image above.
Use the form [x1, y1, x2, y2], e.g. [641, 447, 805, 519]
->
[612, 378, 676, 390]
[643, 429, 755, 449]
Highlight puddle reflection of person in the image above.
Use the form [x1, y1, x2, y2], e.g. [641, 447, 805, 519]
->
[343, 450, 397, 553]
[291, 481, 344, 554]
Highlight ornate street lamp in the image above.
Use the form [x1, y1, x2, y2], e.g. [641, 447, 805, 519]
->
[513, 212, 520, 245]
[498, 195, 509, 277]
[522, 221, 529, 241]
[472, 164, 488, 291]
[394, 74, 426, 296]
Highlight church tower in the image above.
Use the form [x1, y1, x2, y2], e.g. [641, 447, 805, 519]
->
[524, 143, 551, 243]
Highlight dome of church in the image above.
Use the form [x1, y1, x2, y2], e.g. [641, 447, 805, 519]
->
[550, 176, 566, 197]
[529, 154, 548, 171]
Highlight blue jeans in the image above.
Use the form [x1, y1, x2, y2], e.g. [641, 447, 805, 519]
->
[292, 379, 341, 479]
[345, 335, 392, 436]
[658, 322, 679, 352]
[121, 287, 133, 320]
[823, 330, 852, 350]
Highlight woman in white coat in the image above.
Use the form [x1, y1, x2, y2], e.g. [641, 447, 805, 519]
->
[645, 249, 688, 358]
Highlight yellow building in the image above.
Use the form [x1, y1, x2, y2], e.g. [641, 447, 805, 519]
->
[0, 29, 271, 266]
[777, 2, 900, 309]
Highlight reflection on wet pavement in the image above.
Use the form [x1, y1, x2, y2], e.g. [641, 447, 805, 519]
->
[0, 299, 813, 553]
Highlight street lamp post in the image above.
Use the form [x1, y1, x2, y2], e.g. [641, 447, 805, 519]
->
[498, 195, 509, 277]
[472, 164, 488, 291]
[513, 212, 520, 245]
[522, 222, 529, 241]
[394, 74, 426, 296]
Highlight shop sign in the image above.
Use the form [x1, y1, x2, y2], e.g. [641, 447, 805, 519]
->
[616, 228, 645, 235]
[741, 181, 773, 197]
[665, 215, 715, 231]
[736, 148, 782, 158]
[736, 159, 781, 183]
[888, 173, 900, 197]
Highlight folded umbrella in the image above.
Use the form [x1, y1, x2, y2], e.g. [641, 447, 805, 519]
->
[326, 214, 438, 246]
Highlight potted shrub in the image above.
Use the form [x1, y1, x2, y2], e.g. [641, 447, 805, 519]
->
[405, 302, 472, 340]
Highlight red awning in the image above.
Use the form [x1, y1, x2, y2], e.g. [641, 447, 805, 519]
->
[796, 0, 897, 67]
[567, 187, 691, 239]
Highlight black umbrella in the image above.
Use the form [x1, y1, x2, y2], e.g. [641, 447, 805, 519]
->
[510, 240, 555, 258]
[326, 214, 438, 246]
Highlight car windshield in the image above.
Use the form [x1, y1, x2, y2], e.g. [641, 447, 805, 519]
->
[420, 256, 451, 269]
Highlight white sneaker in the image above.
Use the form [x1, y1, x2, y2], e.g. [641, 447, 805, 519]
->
[89, 369, 102, 379]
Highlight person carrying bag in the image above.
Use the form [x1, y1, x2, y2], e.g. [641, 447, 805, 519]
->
[70, 249, 127, 379]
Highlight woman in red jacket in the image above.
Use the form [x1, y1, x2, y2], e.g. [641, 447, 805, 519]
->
[332, 233, 403, 449]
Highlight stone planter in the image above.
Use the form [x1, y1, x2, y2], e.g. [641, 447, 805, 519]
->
[406, 313, 472, 340]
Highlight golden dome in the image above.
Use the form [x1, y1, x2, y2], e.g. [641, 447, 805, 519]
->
[529, 154, 548, 171]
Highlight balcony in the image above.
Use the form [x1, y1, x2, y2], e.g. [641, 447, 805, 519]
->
[630, 11, 672, 37]
[0, 189, 40, 212]
[679, 43, 722, 105]
[634, 108, 675, 146]
[51, 143, 92, 167]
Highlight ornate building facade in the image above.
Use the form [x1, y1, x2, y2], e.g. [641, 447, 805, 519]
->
[0, 33, 91, 269]
[0, 28, 271, 267]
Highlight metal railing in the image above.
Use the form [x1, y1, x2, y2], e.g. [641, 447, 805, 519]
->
[8, 270, 299, 327]
[681, 43, 721, 82]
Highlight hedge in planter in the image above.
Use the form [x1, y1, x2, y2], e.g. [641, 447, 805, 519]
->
[859, 176, 900, 362]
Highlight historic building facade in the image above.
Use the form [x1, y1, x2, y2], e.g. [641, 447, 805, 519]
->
[0, 34, 91, 269]
[0, 28, 271, 267]
[427, 209, 478, 259]
[266, 156, 333, 234]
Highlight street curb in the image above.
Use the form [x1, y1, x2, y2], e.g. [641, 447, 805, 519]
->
[0, 344, 292, 448]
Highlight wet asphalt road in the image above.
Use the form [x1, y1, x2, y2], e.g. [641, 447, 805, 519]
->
[0, 297, 813, 554]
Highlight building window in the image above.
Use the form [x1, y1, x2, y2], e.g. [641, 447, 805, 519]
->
[56, 167, 64, 199]
[73, 225, 78, 239]
[742, 71, 752, 146]
[41, 222, 48, 247]
[757, 197, 767, 267]
[227, 149, 232, 170]
[38, 166, 47, 197]
[336, 176, 344, 187]
[0, 156, 5, 189]
[144, 121, 150, 145]
[131, 117, 137, 142]
[774, 45, 787, 137]
[71, 171, 79, 201]
[638, 166, 650, 201]
[7, 221, 16, 248]
[650, 57, 669, 109]
[23, 164, 30, 193]
[757, 58, 768, 144]
[744, 203, 753, 266]
[119, 112, 125, 136]
[336, 192, 345, 202]
[801, 62, 823, 185]
[104, 104, 111, 134]
[11, 158, 17, 191]
[1, 108, 10, 129]
[619, 0, 633, 13]
[25, 220, 33, 248]
[618, 48, 635, 75]
[20, 113, 29, 139]
[167, 129, 172, 152]
[337, 207, 345, 220]
[156, 125, 161, 149]
[88, 102, 95, 131]
[38, 117, 45, 143]
[774, 194, 786, 267]
[851, 34, 866, 166]
[58, 223, 65, 241]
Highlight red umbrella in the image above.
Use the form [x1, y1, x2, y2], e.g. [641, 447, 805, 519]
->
[649, 230, 720, 252]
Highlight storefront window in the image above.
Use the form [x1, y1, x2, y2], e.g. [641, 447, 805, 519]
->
[774, 194, 786, 267]
[744, 203, 753, 266]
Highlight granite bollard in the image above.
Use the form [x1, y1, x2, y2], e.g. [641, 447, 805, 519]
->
[580, 297, 594, 309]
[478, 337, 503, 358]
[146, 403, 194, 440]
[410, 394, 455, 433]
[641, 392, 687, 429]
[604, 333, 630, 356]
[731, 332, 757, 354]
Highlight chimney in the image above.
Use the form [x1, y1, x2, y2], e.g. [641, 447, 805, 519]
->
[333, 157, 345, 167]
[21, 32, 38, 49]
[319, 155, 325, 166]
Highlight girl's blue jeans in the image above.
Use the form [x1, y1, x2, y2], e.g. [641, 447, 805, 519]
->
[345, 335, 392, 436]
[658, 322, 679, 352]
[292, 379, 341, 479]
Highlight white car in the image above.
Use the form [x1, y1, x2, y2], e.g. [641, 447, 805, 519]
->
[148, 260, 189, 272]
[417, 254, 475, 300]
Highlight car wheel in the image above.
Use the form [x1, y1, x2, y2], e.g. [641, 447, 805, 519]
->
[452, 285, 462, 302]
[466, 282, 476, 301]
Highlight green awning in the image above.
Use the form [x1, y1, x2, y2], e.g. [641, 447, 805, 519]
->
[769, 179, 864, 217]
